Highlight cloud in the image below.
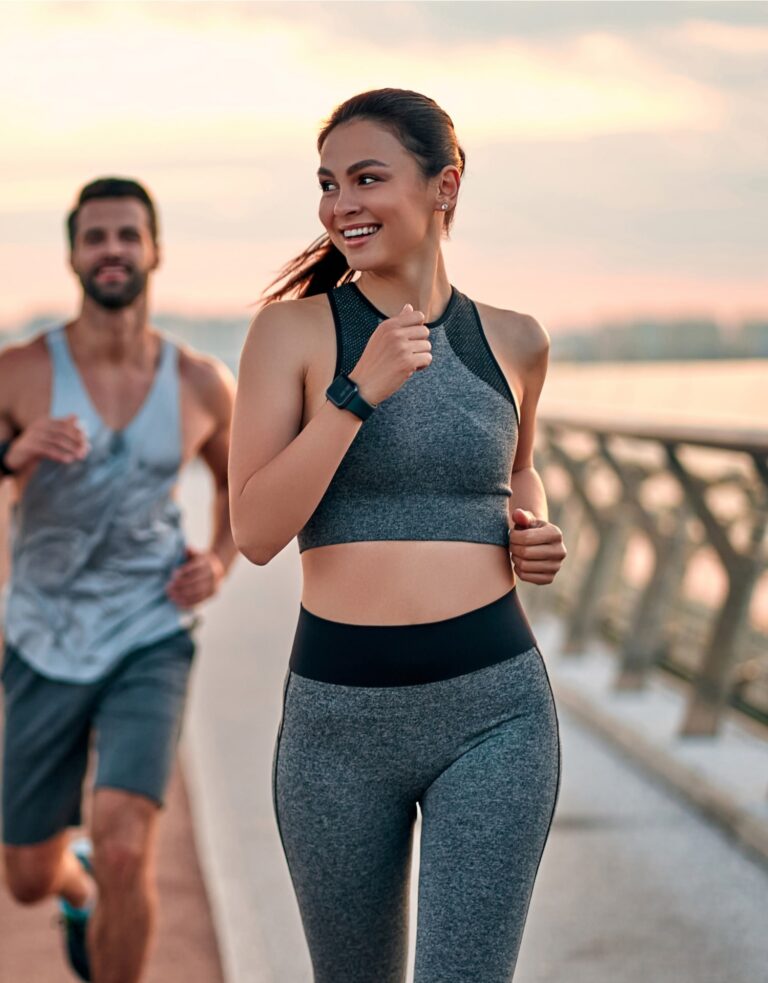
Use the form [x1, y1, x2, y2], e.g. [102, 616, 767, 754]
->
[0, 2, 761, 329]
[237, 2, 768, 46]
[0, 2, 724, 191]
[679, 19, 768, 53]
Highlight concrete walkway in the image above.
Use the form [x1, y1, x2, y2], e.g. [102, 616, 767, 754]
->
[534, 613, 768, 863]
[179, 468, 768, 983]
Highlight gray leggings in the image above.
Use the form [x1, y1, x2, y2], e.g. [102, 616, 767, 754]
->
[273, 593, 561, 983]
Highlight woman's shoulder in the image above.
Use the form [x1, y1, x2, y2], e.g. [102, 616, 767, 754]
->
[472, 299, 549, 369]
[251, 293, 332, 334]
[240, 293, 337, 383]
[245, 293, 334, 361]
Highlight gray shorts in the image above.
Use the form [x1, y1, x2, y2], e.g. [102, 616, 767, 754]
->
[1, 630, 195, 846]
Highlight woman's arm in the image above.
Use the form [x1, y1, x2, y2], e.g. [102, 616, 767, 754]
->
[229, 297, 431, 565]
[509, 313, 550, 520]
[228, 301, 363, 565]
[504, 313, 567, 584]
[509, 466, 548, 522]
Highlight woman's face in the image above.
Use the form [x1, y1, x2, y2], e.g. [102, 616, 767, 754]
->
[318, 119, 439, 272]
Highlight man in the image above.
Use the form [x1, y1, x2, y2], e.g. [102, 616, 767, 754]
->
[0, 177, 237, 982]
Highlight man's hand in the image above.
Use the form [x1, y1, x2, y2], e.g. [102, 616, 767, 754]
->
[4, 414, 89, 472]
[509, 507, 567, 585]
[166, 546, 225, 609]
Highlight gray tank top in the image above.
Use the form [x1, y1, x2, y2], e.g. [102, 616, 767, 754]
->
[3, 327, 189, 682]
[298, 284, 520, 552]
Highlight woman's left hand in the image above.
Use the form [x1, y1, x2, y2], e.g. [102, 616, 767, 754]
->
[509, 508, 567, 585]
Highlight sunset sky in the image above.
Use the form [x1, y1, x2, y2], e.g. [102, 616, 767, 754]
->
[1, 0, 766, 332]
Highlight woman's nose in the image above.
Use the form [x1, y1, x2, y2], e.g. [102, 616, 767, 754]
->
[333, 188, 361, 215]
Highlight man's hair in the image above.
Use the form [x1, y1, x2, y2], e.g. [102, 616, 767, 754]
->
[66, 177, 159, 248]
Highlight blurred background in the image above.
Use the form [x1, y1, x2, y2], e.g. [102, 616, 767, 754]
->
[1, 3, 767, 982]
[1, 0, 766, 417]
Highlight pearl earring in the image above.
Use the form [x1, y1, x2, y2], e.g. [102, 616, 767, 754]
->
[440, 202, 448, 211]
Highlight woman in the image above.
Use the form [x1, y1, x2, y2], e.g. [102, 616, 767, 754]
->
[229, 88, 566, 983]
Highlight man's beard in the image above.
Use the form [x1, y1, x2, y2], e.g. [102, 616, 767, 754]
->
[79, 264, 148, 310]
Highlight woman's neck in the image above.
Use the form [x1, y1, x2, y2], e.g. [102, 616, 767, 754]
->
[356, 252, 452, 323]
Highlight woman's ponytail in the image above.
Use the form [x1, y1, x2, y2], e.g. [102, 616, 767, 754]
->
[261, 236, 353, 306]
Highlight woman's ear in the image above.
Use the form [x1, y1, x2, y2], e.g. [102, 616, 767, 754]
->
[436, 165, 461, 210]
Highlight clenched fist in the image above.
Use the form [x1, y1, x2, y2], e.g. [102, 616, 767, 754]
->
[349, 304, 432, 405]
[4, 415, 90, 472]
[509, 508, 567, 585]
[166, 546, 225, 608]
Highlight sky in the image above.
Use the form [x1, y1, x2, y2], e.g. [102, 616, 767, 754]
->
[0, 0, 766, 332]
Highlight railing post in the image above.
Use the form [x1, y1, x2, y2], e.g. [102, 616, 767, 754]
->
[595, 437, 697, 690]
[681, 570, 759, 735]
[665, 446, 768, 736]
[615, 519, 693, 689]
[542, 435, 619, 652]
[563, 504, 632, 654]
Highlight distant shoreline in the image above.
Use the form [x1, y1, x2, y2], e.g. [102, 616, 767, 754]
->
[2, 310, 768, 365]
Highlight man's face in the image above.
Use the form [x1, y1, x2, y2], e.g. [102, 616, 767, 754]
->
[70, 198, 159, 310]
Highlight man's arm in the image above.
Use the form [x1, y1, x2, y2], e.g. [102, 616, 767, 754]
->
[166, 356, 237, 608]
[197, 370, 239, 577]
[0, 352, 13, 599]
[0, 342, 88, 482]
[0, 345, 22, 481]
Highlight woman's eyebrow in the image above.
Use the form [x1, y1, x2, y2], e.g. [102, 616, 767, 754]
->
[317, 159, 391, 178]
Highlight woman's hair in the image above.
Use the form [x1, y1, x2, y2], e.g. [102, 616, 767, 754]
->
[262, 88, 465, 305]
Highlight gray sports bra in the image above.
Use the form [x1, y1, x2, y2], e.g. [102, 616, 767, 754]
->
[297, 282, 520, 553]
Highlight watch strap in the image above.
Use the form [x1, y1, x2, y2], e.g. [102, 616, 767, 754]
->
[344, 389, 375, 421]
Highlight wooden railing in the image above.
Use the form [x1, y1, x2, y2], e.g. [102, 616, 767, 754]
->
[526, 415, 768, 736]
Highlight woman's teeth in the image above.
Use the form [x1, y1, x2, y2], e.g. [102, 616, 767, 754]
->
[343, 226, 380, 239]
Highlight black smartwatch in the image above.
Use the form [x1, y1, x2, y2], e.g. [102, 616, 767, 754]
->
[325, 374, 376, 422]
[0, 440, 17, 477]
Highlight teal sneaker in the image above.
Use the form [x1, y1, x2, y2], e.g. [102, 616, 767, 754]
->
[59, 837, 94, 981]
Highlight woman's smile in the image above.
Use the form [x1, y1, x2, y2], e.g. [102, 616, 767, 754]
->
[339, 223, 381, 247]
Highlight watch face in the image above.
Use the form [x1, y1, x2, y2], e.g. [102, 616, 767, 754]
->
[328, 375, 357, 406]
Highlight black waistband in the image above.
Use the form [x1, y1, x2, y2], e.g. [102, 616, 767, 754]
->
[289, 588, 537, 687]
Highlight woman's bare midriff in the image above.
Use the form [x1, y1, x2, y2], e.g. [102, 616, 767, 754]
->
[300, 540, 516, 625]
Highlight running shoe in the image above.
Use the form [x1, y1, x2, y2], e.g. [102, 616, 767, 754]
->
[59, 836, 94, 982]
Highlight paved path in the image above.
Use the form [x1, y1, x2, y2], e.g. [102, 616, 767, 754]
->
[0, 763, 224, 983]
[179, 466, 768, 983]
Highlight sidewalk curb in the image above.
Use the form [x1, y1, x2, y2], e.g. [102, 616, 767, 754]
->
[550, 675, 768, 867]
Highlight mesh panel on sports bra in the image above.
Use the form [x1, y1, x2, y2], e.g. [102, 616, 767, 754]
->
[331, 283, 516, 417]
[442, 295, 517, 417]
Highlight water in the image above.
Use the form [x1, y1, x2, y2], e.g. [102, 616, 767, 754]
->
[541, 359, 767, 430]
[175, 318, 768, 431]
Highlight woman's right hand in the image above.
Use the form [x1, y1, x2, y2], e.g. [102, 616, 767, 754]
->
[349, 304, 432, 405]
